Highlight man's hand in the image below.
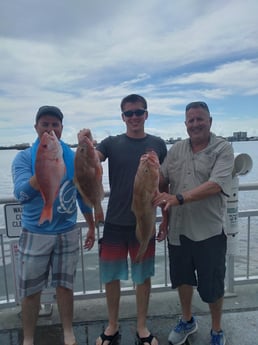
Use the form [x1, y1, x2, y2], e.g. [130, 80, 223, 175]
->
[77, 129, 96, 145]
[156, 206, 168, 242]
[84, 230, 95, 250]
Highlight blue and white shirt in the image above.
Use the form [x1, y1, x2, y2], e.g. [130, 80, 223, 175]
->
[12, 139, 92, 234]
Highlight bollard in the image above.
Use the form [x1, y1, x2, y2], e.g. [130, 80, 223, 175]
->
[225, 152, 253, 294]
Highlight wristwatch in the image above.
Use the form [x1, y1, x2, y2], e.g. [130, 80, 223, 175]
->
[176, 193, 184, 205]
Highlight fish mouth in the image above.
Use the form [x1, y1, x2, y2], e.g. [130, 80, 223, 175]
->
[140, 151, 159, 166]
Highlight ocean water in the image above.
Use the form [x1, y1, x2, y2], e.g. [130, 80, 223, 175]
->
[0, 141, 258, 293]
[0, 141, 258, 236]
[1, 141, 257, 214]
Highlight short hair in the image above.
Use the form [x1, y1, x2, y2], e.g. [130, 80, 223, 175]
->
[120, 94, 147, 111]
[185, 101, 210, 115]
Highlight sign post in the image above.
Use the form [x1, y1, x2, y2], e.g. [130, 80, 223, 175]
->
[4, 203, 55, 310]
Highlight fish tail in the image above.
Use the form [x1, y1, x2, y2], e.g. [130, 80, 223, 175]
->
[38, 205, 53, 225]
[94, 204, 105, 226]
[135, 242, 148, 263]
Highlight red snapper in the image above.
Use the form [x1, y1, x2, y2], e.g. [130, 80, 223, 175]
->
[35, 130, 66, 225]
[74, 136, 104, 225]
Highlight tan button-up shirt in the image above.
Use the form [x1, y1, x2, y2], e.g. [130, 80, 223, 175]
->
[161, 133, 234, 245]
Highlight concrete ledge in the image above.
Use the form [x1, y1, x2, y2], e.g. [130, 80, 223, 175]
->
[0, 284, 257, 344]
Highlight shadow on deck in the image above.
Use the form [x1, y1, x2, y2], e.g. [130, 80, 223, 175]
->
[0, 284, 257, 345]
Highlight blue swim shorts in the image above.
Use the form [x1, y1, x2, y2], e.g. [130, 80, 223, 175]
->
[99, 222, 155, 285]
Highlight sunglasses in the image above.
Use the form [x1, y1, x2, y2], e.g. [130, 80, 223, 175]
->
[123, 109, 147, 117]
[185, 101, 210, 113]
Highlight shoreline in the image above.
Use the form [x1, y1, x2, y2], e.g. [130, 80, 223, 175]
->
[1, 136, 258, 151]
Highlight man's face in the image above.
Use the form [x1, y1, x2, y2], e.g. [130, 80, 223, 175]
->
[185, 107, 212, 144]
[34, 115, 63, 140]
[121, 101, 148, 133]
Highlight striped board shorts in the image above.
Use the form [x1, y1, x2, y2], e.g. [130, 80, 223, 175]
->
[18, 227, 80, 299]
[99, 222, 155, 285]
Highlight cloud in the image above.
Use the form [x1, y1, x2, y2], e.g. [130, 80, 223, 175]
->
[164, 59, 258, 97]
[0, 0, 258, 145]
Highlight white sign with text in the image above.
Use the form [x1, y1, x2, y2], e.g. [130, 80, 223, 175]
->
[4, 203, 23, 237]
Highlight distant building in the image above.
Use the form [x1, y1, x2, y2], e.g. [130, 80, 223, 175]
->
[166, 137, 182, 144]
[233, 132, 248, 141]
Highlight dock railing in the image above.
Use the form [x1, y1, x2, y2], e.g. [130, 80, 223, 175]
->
[0, 182, 258, 309]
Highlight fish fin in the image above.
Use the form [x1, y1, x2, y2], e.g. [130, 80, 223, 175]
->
[135, 221, 155, 262]
[38, 205, 53, 225]
[94, 203, 105, 226]
[39, 189, 46, 204]
[95, 164, 103, 180]
[135, 241, 148, 263]
[75, 183, 93, 208]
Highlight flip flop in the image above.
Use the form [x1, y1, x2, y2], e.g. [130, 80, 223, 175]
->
[135, 332, 158, 345]
[98, 330, 120, 345]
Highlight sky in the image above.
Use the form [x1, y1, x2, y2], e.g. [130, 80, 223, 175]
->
[0, 0, 258, 146]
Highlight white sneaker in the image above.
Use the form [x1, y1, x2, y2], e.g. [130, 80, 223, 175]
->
[168, 316, 198, 345]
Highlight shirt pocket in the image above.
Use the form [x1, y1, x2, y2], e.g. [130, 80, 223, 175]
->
[167, 159, 186, 185]
[194, 151, 217, 181]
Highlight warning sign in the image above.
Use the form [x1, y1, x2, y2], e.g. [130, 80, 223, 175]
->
[4, 203, 23, 237]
